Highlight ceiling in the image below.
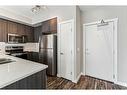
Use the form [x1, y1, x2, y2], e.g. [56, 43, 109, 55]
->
[0, 6, 86, 18]
[0, 6, 124, 25]
[1, 6, 126, 17]
[79, 6, 101, 12]
[0, 6, 46, 19]
[0, 6, 74, 18]
[0, 6, 74, 25]
[79, 6, 127, 12]
[0, 6, 111, 19]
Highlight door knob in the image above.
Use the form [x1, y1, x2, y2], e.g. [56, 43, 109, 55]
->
[60, 53, 64, 55]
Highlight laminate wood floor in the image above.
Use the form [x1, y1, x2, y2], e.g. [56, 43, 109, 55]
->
[47, 75, 127, 89]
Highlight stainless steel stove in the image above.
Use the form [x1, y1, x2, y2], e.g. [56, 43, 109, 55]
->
[5, 46, 27, 59]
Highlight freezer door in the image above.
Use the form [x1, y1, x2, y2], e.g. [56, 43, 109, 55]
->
[40, 36, 47, 49]
[40, 35, 54, 49]
[47, 35, 53, 49]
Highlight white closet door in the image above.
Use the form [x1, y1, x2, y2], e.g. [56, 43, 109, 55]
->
[85, 21, 114, 82]
[59, 21, 73, 80]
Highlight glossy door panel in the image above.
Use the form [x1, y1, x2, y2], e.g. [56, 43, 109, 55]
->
[59, 21, 73, 80]
[85, 21, 114, 82]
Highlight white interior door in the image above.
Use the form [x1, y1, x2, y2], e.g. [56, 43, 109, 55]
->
[59, 21, 73, 80]
[85, 21, 114, 82]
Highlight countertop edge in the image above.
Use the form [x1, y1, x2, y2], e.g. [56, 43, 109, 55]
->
[0, 66, 48, 88]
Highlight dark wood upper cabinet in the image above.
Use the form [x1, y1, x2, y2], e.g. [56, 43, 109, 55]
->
[17, 23, 26, 35]
[33, 18, 57, 42]
[0, 18, 57, 42]
[34, 26, 42, 42]
[41, 17, 57, 33]
[41, 20, 50, 33]
[0, 19, 8, 42]
[0, 18, 34, 43]
[8, 21, 34, 42]
[25, 26, 34, 42]
[49, 17, 57, 33]
[8, 21, 18, 34]
[18, 24, 34, 42]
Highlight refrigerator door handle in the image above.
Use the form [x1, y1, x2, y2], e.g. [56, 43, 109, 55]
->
[38, 34, 41, 43]
[39, 35, 42, 52]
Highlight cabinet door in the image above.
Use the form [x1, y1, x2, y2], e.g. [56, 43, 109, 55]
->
[49, 18, 57, 33]
[41, 20, 50, 33]
[29, 27, 34, 42]
[39, 49, 47, 64]
[25, 26, 34, 42]
[27, 52, 33, 61]
[0, 19, 8, 42]
[8, 21, 18, 34]
[41, 18, 57, 33]
[32, 52, 39, 62]
[17, 23, 26, 36]
[34, 26, 42, 42]
[27, 52, 39, 62]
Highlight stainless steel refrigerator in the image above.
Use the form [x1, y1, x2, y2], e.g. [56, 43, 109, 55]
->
[39, 34, 57, 76]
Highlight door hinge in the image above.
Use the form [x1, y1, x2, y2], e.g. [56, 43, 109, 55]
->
[113, 74, 115, 79]
[113, 25, 115, 31]
[71, 50, 72, 54]
[71, 28, 72, 32]
[71, 72, 72, 75]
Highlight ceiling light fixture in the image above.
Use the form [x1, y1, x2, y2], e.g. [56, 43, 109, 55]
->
[31, 5, 47, 13]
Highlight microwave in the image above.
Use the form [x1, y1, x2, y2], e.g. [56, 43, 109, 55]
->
[8, 34, 27, 43]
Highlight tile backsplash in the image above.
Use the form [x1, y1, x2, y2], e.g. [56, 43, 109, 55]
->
[0, 42, 5, 54]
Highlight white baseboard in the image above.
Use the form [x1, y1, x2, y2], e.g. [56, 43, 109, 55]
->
[115, 81, 127, 87]
[81, 72, 85, 76]
[72, 72, 127, 87]
[72, 72, 82, 83]
[57, 74, 61, 77]
[81, 73, 127, 87]
[57, 73, 82, 83]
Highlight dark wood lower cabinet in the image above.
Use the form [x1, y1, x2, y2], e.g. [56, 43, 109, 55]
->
[27, 52, 39, 62]
[2, 70, 47, 89]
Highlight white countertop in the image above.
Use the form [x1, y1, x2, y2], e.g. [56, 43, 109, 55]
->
[0, 54, 48, 88]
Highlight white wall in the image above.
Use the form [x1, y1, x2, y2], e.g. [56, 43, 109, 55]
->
[56, 6, 82, 82]
[74, 6, 82, 80]
[81, 6, 127, 84]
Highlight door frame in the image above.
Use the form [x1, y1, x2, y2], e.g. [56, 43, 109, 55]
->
[83, 18, 118, 83]
[57, 19, 75, 81]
